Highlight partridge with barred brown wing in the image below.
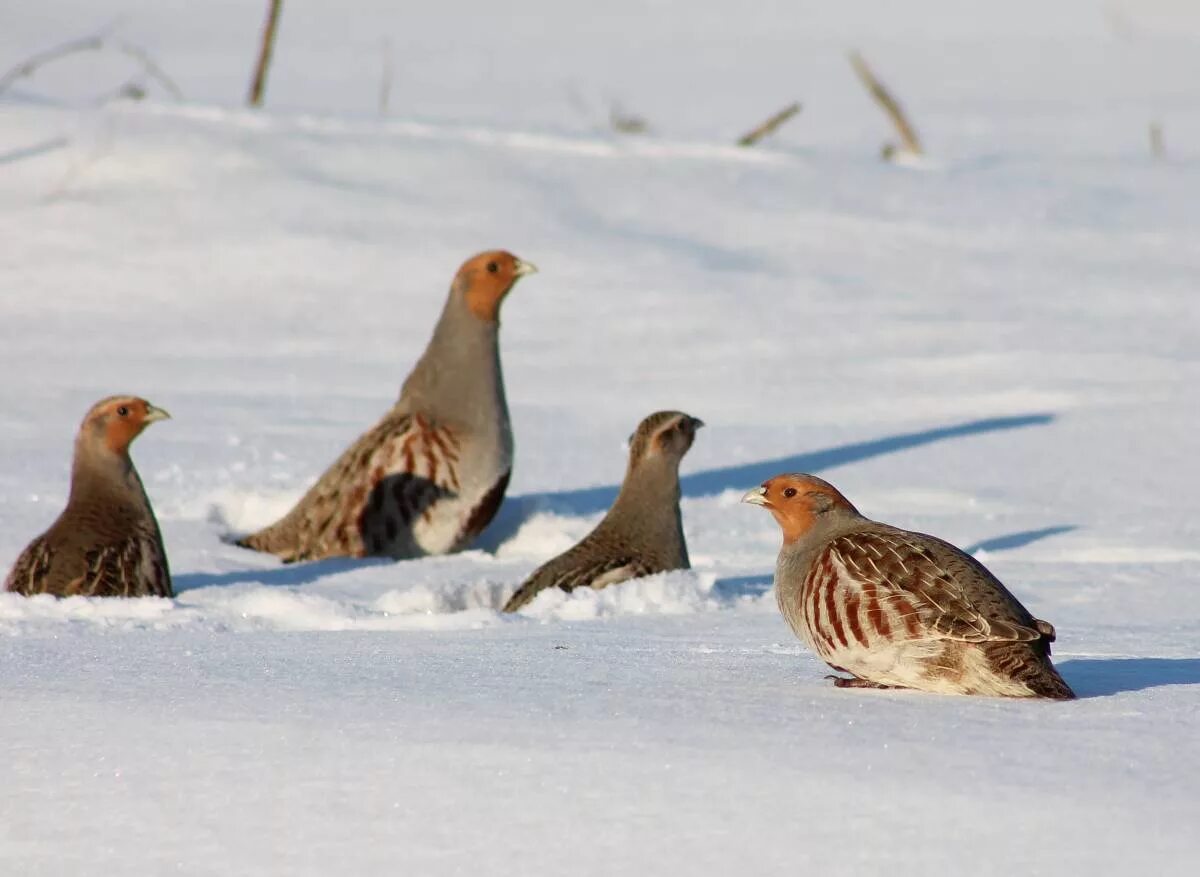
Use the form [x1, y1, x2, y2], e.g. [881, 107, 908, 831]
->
[236, 250, 536, 563]
[503, 411, 702, 612]
[743, 474, 1074, 699]
[5, 396, 173, 598]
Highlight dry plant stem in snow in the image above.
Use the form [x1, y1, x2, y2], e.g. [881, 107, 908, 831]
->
[247, 0, 284, 107]
[848, 50, 923, 161]
[0, 34, 182, 100]
[737, 102, 802, 146]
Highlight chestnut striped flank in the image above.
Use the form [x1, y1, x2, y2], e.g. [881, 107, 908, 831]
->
[788, 530, 1072, 697]
[457, 470, 510, 547]
[860, 583, 890, 637]
[352, 415, 467, 556]
[798, 551, 841, 660]
[797, 538, 934, 663]
[236, 409, 502, 562]
[843, 593, 866, 647]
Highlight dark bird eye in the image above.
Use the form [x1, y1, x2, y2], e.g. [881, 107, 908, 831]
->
[783, 487, 797, 498]
[116, 405, 130, 417]
[486, 261, 499, 273]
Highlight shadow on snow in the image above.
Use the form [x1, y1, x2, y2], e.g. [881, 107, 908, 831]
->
[962, 525, 1077, 555]
[477, 412, 1055, 551]
[173, 556, 395, 592]
[711, 574, 774, 601]
[188, 412, 1055, 591]
[1059, 657, 1200, 697]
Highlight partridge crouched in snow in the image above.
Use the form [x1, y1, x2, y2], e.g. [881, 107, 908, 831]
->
[503, 411, 702, 612]
[743, 474, 1074, 699]
[236, 250, 536, 563]
[5, 396, 173, 598]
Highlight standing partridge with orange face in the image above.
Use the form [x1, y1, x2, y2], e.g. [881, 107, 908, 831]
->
[5, 396, 173, 598]
[502, 411, 702, 612]
[236, 250, 536, 563]
[743, 473, 1074, 699]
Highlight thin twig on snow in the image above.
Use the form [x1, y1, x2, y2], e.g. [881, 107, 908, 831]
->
[848, 50, 922, 161]
[736, 102, 802, 147]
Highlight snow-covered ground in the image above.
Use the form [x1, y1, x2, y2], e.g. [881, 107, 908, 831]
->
[2, 1, 1199, 873]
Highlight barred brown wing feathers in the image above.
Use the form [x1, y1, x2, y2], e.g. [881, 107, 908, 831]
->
[74, 544, 124, 596]
[4, 535, 54, 595]
[257, 410, 459, 560]
[144, 546, 173, 598]
[303, 412, 416, 557]
[67, 537, 172, 598]
[503, 552, 645, 612]
[355, 413, 465, 555]
[558, 555, 646, 593]
[829, 533, 1042, 644]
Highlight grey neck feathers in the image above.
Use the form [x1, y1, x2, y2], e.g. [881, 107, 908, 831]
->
[398, 289, 505, 428]
[608, 453, 685, 547]
[69, 440, 149, 514]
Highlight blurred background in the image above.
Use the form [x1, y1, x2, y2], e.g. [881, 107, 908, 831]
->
[4, 0, 1199, 157]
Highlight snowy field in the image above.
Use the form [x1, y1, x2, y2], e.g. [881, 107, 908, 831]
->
[2, 1, 1199, 873]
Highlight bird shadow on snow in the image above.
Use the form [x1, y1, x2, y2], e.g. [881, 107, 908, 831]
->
[1058, 658, 1200, 697]
[173, 557, 396, 592]
[711, 574, 774, 600]
[188, 413, 1053, 591]
[476, 413, 1055, 552]
[962, 525, 1077, 555]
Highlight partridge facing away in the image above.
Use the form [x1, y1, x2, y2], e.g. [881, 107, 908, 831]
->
[236, 250, 536, 563]
[502, 411, 702, 613]
[743, 474, 1074, 700]
[5, 396, 172, 599]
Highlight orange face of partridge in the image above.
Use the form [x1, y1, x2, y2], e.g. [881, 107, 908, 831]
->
[743, 474, 858, 544]
[456, 250, 538, 322]
[82, 396, 172, 456]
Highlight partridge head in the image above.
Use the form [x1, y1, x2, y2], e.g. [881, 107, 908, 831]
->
[453, 250, 538, 323]
[77, 395, 172, 460]
[741, 473, 862, 544]
[628, 410, 704, 471]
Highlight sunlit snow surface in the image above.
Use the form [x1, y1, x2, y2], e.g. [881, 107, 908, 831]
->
[1, 1, 1199, 874]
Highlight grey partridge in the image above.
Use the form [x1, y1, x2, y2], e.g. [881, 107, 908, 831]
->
[5, 396, 172, 599]
[743, 473, 1074, 699]
[236, 250, 536, 563]
[503, 411, 702, 612]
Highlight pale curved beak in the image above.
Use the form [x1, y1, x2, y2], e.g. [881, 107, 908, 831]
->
[741, 486, 769, 507]
[144, 404, 172, 424]
[513, 258, 538, 277]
